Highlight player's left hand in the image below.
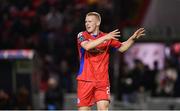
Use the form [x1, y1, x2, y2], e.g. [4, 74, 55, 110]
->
[132, 28, 145, 40]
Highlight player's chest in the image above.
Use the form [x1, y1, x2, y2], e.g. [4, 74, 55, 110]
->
[88, 39, 109, 54]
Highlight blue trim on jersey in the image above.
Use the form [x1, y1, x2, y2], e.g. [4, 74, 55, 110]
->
[78, 47, 85, 75]
[111, 47, 118, 52]
[92, 34, 97, 38]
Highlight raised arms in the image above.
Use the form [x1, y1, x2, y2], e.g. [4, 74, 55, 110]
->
[118, 28, 145, 52]
[80, 29, 121, 51]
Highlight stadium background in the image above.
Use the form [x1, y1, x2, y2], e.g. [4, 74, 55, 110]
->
[0, 0, 180, 110]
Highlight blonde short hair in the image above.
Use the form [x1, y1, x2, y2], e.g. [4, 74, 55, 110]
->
[86, 12, 101, 23]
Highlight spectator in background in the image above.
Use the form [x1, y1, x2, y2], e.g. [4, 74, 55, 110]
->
[156, 59, 178, 97]
[128, 59, 147, 103]
[12, 86, 32, 110]
[0, 89, 11, 109]
[45, 7, 63, 30]
[150, 61, 160, 96]
[118, 62, 137, 104]
[45, 77, 64, 110]
[131, 59, 146, 91]
[59, 59, 72, 93]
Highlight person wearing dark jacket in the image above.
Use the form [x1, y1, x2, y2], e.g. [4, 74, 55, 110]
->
[45, 77, 64, 110]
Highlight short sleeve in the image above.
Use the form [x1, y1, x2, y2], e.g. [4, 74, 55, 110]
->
[110, 39, 122, 49]
[77, 32, 88, 45]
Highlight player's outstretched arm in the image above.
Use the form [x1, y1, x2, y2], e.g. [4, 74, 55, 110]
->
[81, 29, 121, 51]
[118, 28, 145, 52]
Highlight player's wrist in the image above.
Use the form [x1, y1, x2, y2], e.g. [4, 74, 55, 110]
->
[104, 34, 110, 41]
[130, 35, 137, 41]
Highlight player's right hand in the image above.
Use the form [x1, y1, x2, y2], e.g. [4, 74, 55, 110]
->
[105, 29, 121, 41]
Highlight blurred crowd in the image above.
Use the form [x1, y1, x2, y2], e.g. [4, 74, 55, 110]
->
[0, 86, 32, 109]
[0, 0, 118, 109]
[117, 50, 180, 104]
[1, 0, 180, 110]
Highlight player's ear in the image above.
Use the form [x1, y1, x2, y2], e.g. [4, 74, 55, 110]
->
[96, 21, 100, 26]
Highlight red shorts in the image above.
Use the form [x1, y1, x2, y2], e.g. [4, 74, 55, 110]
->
[77, 80, 110, 107]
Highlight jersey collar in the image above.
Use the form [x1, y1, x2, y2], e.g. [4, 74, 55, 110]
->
[85, 31, 103, 39]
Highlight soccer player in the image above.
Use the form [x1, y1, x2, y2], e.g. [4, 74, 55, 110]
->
[76, 12, 145, 110]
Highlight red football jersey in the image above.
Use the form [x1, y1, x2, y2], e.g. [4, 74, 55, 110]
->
[77, 31, 122, 82]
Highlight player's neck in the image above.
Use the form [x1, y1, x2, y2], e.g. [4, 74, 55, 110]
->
[91, 29, 100, 36]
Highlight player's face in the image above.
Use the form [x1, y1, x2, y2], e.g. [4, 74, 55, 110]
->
[85, 15, 100, 33]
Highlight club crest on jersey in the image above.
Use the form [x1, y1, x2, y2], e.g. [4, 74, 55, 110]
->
[77, 32, 85, 42]
[77, 32, 83, 38]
